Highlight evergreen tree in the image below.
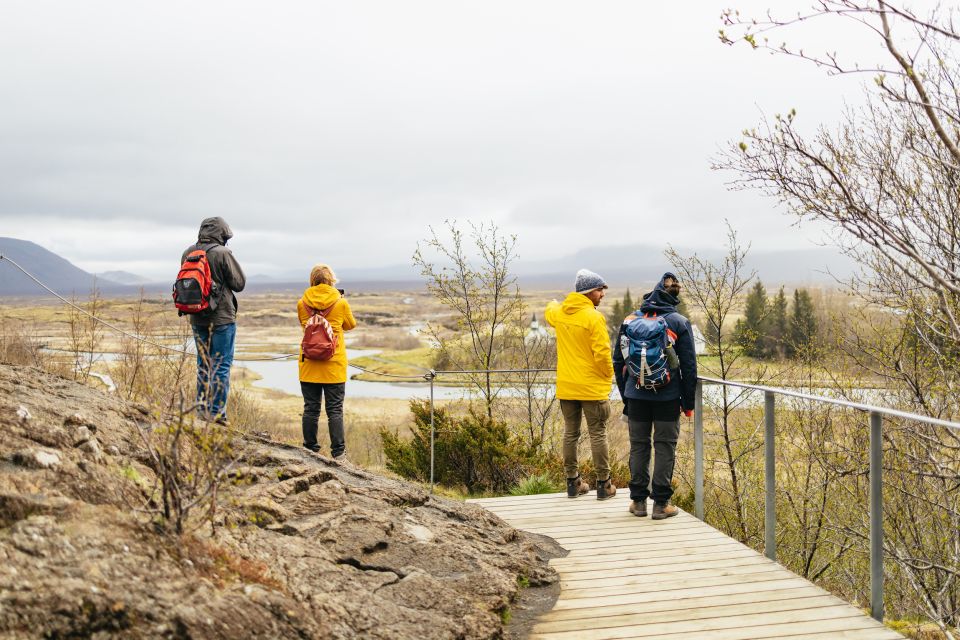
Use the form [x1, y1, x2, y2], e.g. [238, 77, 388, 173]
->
[788, 289, 818, 357]
[734, 280, 768, 358]
[767, 287, 789, 359]
[606, 288, 633, 339]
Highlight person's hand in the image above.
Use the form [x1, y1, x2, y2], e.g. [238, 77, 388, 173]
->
[683, 409, 694, 418]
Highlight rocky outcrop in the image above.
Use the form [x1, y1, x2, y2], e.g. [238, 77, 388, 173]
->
[0, 364, 557, 639]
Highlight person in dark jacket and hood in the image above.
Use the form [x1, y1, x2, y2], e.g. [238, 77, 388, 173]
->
[613, 272, 697, 520]
[181, 217, 246, 424]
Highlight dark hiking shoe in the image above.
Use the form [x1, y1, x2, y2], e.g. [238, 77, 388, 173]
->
[628, 500, 647, 517]
[566, 476, 590, 498]
[596, 478, 617, 501]
[651, 502, 679, 520]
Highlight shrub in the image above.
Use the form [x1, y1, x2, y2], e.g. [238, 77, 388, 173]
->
[0, 319, 44, 367]
[381, 399, 535, 494]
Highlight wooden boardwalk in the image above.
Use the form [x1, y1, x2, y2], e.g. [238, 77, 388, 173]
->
[469, 492, 903, 640]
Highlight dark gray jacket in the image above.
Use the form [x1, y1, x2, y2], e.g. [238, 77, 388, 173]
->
[181, 217, 246, 326]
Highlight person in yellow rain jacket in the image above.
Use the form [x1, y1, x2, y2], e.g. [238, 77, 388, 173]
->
[297, 264, 357, 459]
[545, 269, 617, 501]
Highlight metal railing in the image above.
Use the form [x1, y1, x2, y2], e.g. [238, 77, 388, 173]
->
[693, 376, 960, 622]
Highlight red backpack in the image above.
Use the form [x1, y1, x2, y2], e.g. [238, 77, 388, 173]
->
[301, 303, 339, 361]
[172, 245, 218, 315]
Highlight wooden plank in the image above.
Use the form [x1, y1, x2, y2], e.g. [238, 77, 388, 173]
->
[559, 558, 782, 584]
[560, 566, 790, 595]
[529, 607, 871, 639]
[536, 586, 828, 622]
[556, 571, 806, 604]
[559, 536, 737, 552]
[532, 594, 844, 633]
[549, 529, 730, 546]
[550, 577, 818, 611]
[754, 629, 905, 640]
[550, 540, 749, 564]
[479, 495, 634, 511]
[483, 504, 633, 517]
[528, 516, 706, 530]
[550, 548, 760, 570]
[632, 615, 898, 640]
[528, 521, 709, 535]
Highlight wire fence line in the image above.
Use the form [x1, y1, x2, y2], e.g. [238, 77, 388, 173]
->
[0, 253, 433, 380]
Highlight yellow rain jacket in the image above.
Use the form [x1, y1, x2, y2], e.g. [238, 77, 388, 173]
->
[297, 284, 357, 383]
[545, 292, 614, 400]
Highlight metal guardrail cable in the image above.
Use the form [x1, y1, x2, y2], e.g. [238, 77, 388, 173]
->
[0, 254, 192, 356]
[0, 254, 435, 380]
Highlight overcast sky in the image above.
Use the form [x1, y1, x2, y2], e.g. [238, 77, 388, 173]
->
[0, 1, 882, 280]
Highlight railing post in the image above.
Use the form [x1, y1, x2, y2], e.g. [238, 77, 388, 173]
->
[694, 380, 704, 521]
[764, 390, 776, 562]
[870, 411, 884, 622]
[429, 371, 436, 495]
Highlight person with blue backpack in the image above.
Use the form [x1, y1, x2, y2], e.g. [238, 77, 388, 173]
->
[613, 272, 697, 519]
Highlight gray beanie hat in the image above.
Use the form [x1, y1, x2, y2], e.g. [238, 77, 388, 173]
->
[574, 268, 608, 293]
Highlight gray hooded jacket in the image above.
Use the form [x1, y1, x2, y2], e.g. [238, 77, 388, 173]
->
[181, 217, 246, 326]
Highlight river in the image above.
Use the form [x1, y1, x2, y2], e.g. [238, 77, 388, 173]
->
[242, 349, 475, 400]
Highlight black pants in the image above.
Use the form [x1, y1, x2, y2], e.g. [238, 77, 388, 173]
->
[626, 398, 681, 504]
[301, 382, 346, 457]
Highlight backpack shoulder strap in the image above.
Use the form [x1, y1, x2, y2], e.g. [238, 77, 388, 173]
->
[320, 298, 341, 317]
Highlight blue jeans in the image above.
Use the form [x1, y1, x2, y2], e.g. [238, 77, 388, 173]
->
[192, 322, 236, 420]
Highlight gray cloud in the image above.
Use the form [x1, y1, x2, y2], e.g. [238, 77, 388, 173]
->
[0, 0, 860, 279]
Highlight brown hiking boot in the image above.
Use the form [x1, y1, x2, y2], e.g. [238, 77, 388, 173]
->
[596, 478, 617, 501]
[566, 475, 590, 498]
[628, 500, 647, 517]
[651, 502, 679, 520]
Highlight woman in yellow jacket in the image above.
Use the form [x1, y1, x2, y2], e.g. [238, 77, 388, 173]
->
[297, 264, 357, 459]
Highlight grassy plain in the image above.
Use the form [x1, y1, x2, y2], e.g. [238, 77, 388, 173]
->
[0, 285, 880, 473]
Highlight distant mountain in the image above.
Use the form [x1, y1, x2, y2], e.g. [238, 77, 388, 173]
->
[0, 237, 132, 296]
[512, 245, 856, 288]
[96, 270, 153, 286]
[300, 245, 856, 289]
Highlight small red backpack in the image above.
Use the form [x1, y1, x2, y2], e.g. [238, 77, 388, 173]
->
[172, 246, 218, 315]
[301, 303, 338, 361]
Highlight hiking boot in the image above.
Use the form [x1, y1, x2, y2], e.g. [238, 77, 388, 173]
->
[628, 500, 647, 517]
[596, 478, 617, 501]
[566, 475, 589, 498]
[651, 502, 679, 520]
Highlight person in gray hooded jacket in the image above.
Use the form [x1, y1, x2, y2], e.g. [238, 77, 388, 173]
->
[181, 217, 246, 423]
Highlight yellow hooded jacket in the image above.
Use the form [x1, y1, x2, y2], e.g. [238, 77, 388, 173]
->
[544, 292, 614, 400]
[297, 284, 357, 383]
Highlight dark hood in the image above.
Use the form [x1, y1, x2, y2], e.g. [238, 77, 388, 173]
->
[639, 271, 679, 315]
[197, 217, 234, 246]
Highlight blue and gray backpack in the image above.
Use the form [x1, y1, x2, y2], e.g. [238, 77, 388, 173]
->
[619, 313, 679, 390]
